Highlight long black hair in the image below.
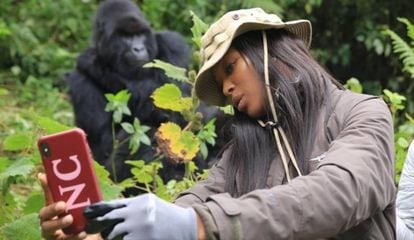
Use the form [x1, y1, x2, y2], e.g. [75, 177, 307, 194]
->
[224, 29, 344, 197]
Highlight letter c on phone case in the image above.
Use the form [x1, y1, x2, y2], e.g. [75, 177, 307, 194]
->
[51, 155, 81, 181]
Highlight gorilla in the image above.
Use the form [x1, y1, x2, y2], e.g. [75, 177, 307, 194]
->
[66, 0, 196, 186]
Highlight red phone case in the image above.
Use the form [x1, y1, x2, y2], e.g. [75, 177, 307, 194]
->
[38, 128, 102, 235]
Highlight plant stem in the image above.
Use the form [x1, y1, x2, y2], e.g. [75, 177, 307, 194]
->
[184, 162, 190, 179]
[152, 163, 157, 191]
[183, 121, 192, 131]
[110, 122, 118, 182]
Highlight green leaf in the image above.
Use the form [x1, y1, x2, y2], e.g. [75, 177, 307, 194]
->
[0, 87, 9, 95]
[143, 59, 188, 82]
[23, 192, 44, 215]
[125, 119, 152, 154]
[125, 160, 146, 168]
[93, 161, 123, 200]
[141, 126, 151, 132]
[2, 213, 41, 240]
[0, 158, 34, 180]
[105, 90, 132, 123]
[121, 122, 134, 134]
[113, 111, 123, 123]
[383, 89, 406, 110]
[36, 116, 70, 134]
[99, 180, 124, 201]
[113, 90, 131, 102]
[0, 157, 12, 172]
[397, 17, 414, 49]
[0, 192, 17, 226]
[139, 135, 151, 146]
[151, 83, 192, 112]
[344, 77, 363, 93]
[219, 105, 235, 115]
[131, 168, 153, 184]
[3, 133, 32, 151]
[105, 93, 115, 102]
[383, 27, 414, 78]
[0, 20, 11, 38]
[133, 119, 150, 133]
[119, 178, 135, 189]
[397, 137, 409, 148]
[197, 118, 217, 146]
[187, 161, 197, 173]
[129, 135, 141, 154]
[190, 11, 208, 49]
[199, 142, 208, 160]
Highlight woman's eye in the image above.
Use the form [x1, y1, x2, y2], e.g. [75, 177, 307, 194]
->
[225, 62, 235, 75]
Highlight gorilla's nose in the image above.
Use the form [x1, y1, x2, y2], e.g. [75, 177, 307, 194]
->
[133, 46, 145, 53]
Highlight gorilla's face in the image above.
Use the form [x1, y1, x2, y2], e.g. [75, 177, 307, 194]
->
[120, 35, 150, 67]
[94, 0, 158, 72]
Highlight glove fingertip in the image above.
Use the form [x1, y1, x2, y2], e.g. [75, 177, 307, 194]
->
[84, 202, 126, 219]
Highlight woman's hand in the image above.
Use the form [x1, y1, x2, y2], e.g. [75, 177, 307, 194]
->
[84, 193, 198, 240]
[37, 173, 102, 240]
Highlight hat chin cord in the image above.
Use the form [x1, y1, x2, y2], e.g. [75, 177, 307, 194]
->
[258, 30, 302, 182]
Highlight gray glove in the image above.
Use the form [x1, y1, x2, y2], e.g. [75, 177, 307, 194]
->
[84, 193, 197, 240]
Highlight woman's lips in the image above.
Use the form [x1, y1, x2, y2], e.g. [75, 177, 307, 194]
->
[232, 95, 241, 108]
[237, 97, 247, 111]
[232, 95, 246, 111]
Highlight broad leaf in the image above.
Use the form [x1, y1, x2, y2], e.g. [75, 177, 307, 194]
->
[3, 213, 41, 240]
[0, 87, 9, 95]
[23, 192, 44, 215]
[156, 122, 200, 163]
[0, 192, 16, 226]
[3, 133, 32, 151]
[131, 168, 153, 184]
[93, 161, 123, 200]
[151, 83, 192, 112]
[0, 157, 11, 172]
[0, 157, 34, 180]
[36, 116, 70, 134]
[143, 59, 188, 82]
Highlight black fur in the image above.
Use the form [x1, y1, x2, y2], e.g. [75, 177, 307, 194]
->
[66, 0, 193, 185]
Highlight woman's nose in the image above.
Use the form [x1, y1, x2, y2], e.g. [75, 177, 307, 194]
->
[222, 80, 234, 97]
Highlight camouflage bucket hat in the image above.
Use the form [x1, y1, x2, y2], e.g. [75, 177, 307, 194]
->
[195, 8, 312, 106]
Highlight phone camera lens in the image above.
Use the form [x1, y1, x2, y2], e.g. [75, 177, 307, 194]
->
[41, 142, 51, 158]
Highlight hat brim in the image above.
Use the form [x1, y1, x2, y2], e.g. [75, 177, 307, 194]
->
[195, 20, 311, 107]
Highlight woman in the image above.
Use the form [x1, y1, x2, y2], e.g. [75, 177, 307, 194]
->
[39, 8, 395, 240]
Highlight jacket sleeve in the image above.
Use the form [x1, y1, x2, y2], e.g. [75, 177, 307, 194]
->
[173, 148, 230, 207]
[195, 97, 396, 239]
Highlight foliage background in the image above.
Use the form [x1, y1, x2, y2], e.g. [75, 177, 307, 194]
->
[0, 0, 413, 239]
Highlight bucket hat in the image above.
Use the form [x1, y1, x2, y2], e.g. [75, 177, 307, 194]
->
[195, 8, 312, 106]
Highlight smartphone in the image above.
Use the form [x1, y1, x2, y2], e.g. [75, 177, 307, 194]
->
[38, 128, 102, 235]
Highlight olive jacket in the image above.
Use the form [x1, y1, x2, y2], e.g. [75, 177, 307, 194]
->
[175, 83, 396, 240]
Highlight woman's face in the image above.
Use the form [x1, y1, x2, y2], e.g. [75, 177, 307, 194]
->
[213, 48, 266, 118]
